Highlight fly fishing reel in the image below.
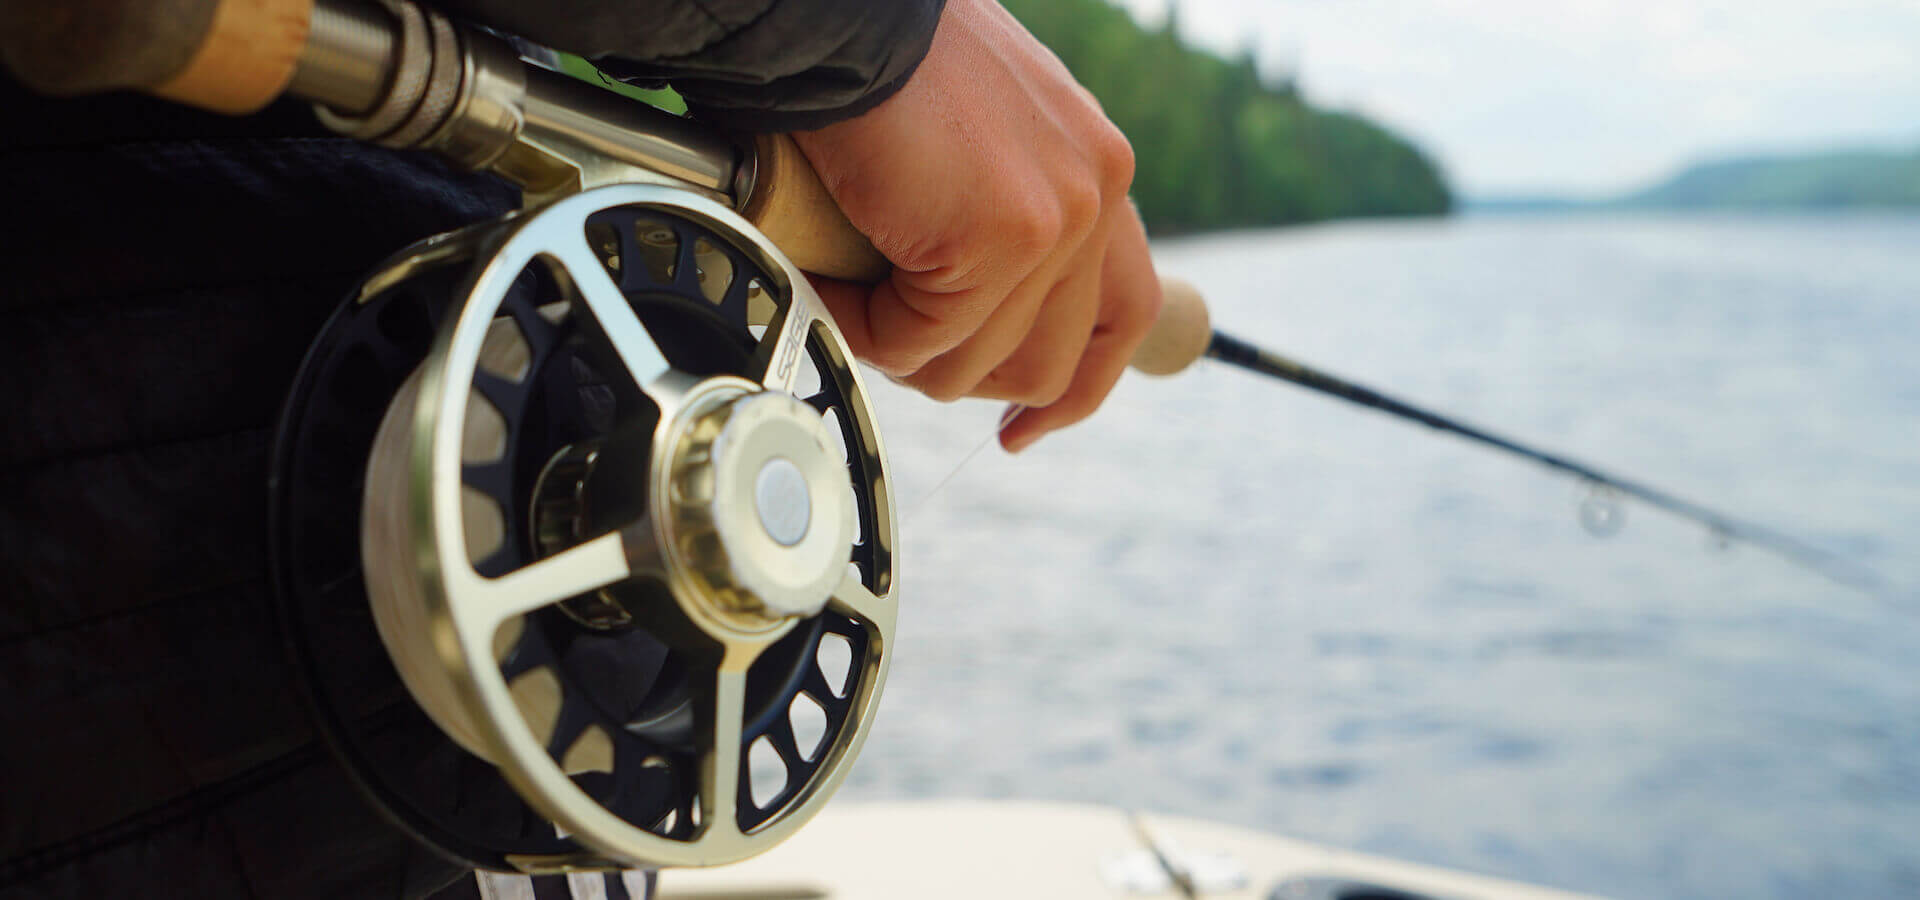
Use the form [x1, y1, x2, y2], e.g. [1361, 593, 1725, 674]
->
[270, 184, 896, 872]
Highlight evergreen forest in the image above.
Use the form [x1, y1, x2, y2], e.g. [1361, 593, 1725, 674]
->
[1001, 0, 1453, 232]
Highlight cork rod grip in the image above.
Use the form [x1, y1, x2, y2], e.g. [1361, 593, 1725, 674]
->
[743, 134, 1213, 376]
[0, 0, 312, 114]
[0, 1, 1214, 375]
[1127, 277, 1210, 375]
[740, 134, 894, 283]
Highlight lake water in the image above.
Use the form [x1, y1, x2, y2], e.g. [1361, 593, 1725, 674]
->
[837, 214, 1920, 899]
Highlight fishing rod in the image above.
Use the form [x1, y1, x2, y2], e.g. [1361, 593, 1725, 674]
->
[1130, 283, 1896, 598]
[2, 0, 1897, 885]
[0, 0, 1248, 878]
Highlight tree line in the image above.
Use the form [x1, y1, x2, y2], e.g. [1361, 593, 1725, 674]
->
[1002, 0, 1453, 233]
[1624, 150, 1920, 209]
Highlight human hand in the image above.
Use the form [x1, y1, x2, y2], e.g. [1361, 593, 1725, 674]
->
[789, 0, 1162, 453]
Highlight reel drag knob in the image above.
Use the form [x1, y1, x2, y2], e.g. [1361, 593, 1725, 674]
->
[663, 390, 857, 629]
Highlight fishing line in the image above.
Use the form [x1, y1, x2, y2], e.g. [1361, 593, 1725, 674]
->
[904, 405, 1025, 525]
[1205, 331, 1904, 600]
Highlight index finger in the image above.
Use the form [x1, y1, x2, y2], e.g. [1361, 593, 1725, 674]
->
[999, 211, 1161, 450]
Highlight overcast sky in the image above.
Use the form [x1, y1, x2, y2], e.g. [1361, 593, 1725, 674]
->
[1112, 0, 1920, 197]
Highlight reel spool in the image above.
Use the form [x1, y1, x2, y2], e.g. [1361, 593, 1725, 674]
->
[270, 184, 896, 872]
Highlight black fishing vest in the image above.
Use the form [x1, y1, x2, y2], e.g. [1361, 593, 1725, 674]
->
[0, 78, 527, 899]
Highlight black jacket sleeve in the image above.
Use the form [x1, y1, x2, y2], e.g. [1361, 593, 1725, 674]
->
[434, 0, 945, 132]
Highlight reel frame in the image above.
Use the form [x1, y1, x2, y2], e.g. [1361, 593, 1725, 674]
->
[278, 183, 897, 873]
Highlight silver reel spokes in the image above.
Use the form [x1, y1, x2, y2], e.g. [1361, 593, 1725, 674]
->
[360, 184, 895, 870]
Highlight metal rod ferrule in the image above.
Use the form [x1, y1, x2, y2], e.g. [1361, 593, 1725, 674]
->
[520, 64, 738, 196]
[290, 0, 397, 116]
[289, 0, 745, 203]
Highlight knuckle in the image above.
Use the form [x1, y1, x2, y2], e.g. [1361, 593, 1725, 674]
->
[1059, 176, 1103, 243]
[1032, 368, 1076, 409]
[1000, 192, 1066, 264]
[905, 369, 968, 404]
[996, 360, 1074, 408]
[1092, 126, 1137, 195]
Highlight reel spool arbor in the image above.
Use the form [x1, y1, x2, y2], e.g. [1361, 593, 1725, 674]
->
[271, 185, 896, 872]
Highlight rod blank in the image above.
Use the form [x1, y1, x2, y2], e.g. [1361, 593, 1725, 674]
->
[1205, 330, 1897, 598]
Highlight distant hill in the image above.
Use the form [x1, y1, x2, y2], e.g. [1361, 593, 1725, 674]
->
[1464, 195, 1596, 214]
[1622, 149, 1920, 209]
